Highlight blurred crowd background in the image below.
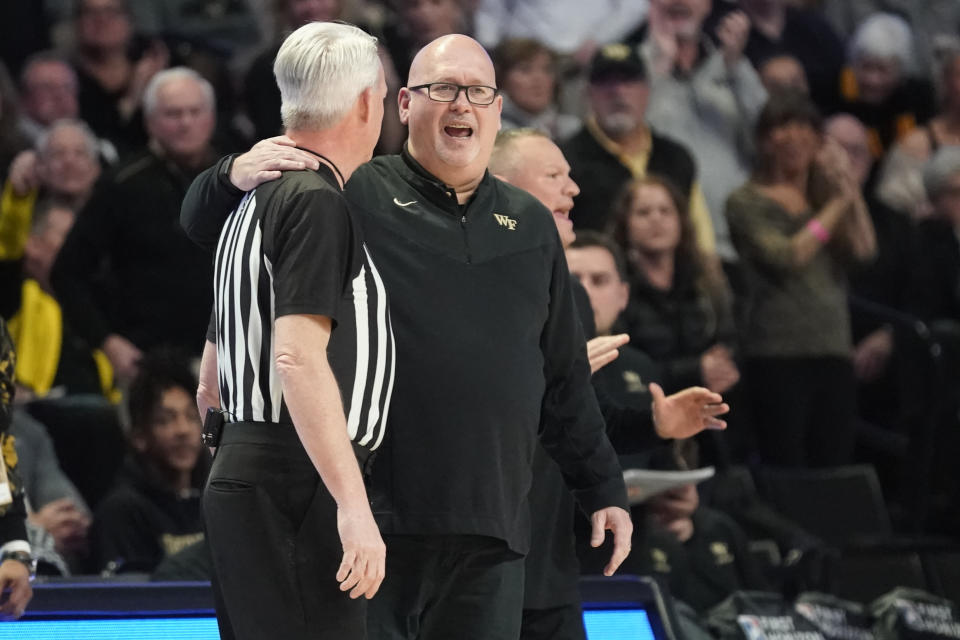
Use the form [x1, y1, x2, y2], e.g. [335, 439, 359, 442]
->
[0, 0, 959, 617]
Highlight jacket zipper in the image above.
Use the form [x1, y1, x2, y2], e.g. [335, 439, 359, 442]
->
[460, 214, 472, 264]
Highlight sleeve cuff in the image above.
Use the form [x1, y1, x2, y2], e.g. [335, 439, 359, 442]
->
[572, 474, 630, 516]
[0, 540, 31, 556]
[217, 154, 245, 197]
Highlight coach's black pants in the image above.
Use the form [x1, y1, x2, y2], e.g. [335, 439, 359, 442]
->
[521, 602, 587, 640]
[367, 534, 525, 640]
[203, 421, 367, 640]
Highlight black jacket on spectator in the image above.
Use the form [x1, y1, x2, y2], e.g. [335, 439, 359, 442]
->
[52, 148, 215, 355]
[744, 7, 845, 111]
[620, 261, 736, 393]
[74, 62, 148, 158]
[92, 455, 205, 574]
[562, 127, 696, 233]
[180, 149, 628, 555]
[910, 217, 960, 323]
[831, 71, 936, 159]
[850, 196, 914, 335]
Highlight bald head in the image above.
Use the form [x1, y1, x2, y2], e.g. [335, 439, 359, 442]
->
[408, 35, 496, 87]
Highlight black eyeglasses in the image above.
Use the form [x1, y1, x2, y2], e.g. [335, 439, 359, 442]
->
[408, 83, 500, 106]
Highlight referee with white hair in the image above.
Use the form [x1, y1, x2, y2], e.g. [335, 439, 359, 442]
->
[194, 22, 390, 639]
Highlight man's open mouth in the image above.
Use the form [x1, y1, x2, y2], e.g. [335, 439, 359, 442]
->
[444, 124, 474, 138]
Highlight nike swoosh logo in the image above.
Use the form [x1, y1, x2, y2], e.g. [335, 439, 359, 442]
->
[393, 197, 417, 207]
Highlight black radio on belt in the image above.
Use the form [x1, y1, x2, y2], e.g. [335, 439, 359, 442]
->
[202, 408, 226, 448]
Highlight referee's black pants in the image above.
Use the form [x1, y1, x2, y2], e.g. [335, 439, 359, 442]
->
[367, 534, 525, 640]
[203, 421, 367, 640]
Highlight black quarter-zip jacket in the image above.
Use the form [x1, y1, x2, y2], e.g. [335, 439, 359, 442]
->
[181, 148, 628, 554]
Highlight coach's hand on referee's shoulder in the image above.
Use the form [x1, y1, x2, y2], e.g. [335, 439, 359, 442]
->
[230, 136, 321, 191]
[336, 504, 386, 600]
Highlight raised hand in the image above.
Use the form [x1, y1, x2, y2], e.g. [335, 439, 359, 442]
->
[650, 382, 728, 440]
[717, 10, 751, 67]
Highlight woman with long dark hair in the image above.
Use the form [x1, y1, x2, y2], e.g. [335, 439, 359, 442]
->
[609, 175, 740, 397]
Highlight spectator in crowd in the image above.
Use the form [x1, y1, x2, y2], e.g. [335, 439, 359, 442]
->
[876, 47, 960, 220]
[16, 53, 80, 146]
[14, 53, 118, 172]
[1, 198, 118, 402]
[609, 175, 739, 396]
[380, 0, 469, 83]
[638, 0, 769, 262]
[475, 0, 648, 64]
[0, 318, 36, 617]
[12, 409, 91, 574]
[725, 90, 876, 468]
[758, 54, 810, 96]
[735, 0, 845, 110]
[562, 44, 715, 255]
[910, 148, 960, 325]
[823, 0, 960, 81]
[91, 350, 208, 574]
[52, 68, 217, 383]
[1, 119, 102, 261]
[566, 231, 663, 410]
[71, 0, 169, 155]
[494, 38, 581, 141]
[834, 12, 936, 160]
[0, 62, 31, 182]
[825, 114, 913, 402]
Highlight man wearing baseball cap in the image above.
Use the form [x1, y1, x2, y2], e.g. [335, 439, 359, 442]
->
[562, 43, 716, 255]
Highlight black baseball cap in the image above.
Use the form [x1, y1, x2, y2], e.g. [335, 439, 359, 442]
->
[589, 43, 647, 84]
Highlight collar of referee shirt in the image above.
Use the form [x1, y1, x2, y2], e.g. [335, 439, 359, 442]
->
[295, 145, 346, 187]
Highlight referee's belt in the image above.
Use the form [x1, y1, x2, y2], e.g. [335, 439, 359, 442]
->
[221, 421, 377, 476]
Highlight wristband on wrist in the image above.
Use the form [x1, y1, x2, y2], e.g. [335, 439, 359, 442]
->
[806, 218, 831, 244]
[0, 549, 36, 582]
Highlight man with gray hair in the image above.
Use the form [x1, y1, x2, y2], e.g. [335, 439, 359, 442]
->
[194, 22, 390, 640]
[51, 67, 217, 381]
[834, 12, 936, 159]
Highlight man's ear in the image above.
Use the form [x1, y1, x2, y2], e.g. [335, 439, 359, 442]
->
[398, 88, 411, 125]
[358, 86, 373, 123]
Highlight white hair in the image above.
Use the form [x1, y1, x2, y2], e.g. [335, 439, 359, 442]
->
[36, 118, 99, 160]
[849, 12, 914, 70]
[273, 21, 380, 131]
[142, 67, 216, 117]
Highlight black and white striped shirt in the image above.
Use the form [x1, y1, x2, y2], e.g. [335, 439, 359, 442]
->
[212, 165, 394, 450]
